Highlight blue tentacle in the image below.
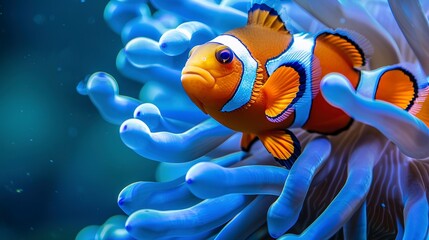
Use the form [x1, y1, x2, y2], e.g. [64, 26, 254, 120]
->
[343, 201, 367, 240]
[185, 161, 289, 198]
[133, 103, 193, 133]
[124, 37, 188, 69]
[120, 118, 234, 162]
[149, 0, 247, 32]
[125, 194, 250, 239]
[118, 177, 200, 215]
[267, 137, 332, 238]
[77, 72, 142, 125]
[121, 17, 165, 44]
[104, 1, 151, 34]
[403, 183, 428, 239]
[280, 127, 385, 239]
[116, 49, 182, 86]
[388, 0, 429, 75]
[159, 21, 216, 56]
[76, 215, 133, 240]
[156, 154, 244, 182]
[216, 195, 277, 240]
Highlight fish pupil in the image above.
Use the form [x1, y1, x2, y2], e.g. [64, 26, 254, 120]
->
[220, 51, 230, 60]
[216, 48, 233, 64]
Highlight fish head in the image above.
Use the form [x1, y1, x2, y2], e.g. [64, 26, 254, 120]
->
[181, 43, 243, 114]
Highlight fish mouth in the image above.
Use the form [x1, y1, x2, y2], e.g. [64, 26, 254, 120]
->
[181, 66, 215, 114]
[181, 66, 215, 88]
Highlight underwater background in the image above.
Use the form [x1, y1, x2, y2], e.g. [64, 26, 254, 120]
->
[2, 0, 429, 239]
[0, 1, 157, 239]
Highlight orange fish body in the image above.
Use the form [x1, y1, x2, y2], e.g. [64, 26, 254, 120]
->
[181, 2, 429, 168]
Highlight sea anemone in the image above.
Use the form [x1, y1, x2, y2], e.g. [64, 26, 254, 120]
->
[76, 0, 429, 239]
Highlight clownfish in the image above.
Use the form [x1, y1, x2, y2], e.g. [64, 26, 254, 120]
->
[181, 1, 429, 169]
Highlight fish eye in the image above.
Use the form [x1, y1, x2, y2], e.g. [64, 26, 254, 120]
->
[215, 46, 234, 64]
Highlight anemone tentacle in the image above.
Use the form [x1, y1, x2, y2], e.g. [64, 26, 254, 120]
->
[77, 1, 429, 239]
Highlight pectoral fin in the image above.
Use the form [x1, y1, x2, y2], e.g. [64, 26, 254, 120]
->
[241, 133, 259, 152]
[262, 65, 304, 123]
[259, 129, 301, 169]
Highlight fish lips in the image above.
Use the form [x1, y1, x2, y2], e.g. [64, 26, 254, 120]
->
[181, 66, 216, 88]
[181, 66, 216, 114]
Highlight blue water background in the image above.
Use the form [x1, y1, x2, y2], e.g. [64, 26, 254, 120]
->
[0, 1, 157, 239]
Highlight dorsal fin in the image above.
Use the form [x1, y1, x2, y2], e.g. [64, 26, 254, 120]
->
[316, 29, 373, 68]
[247, 2, 289, 33]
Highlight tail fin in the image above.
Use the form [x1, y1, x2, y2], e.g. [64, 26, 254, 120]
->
[362, 64, 429, 126]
